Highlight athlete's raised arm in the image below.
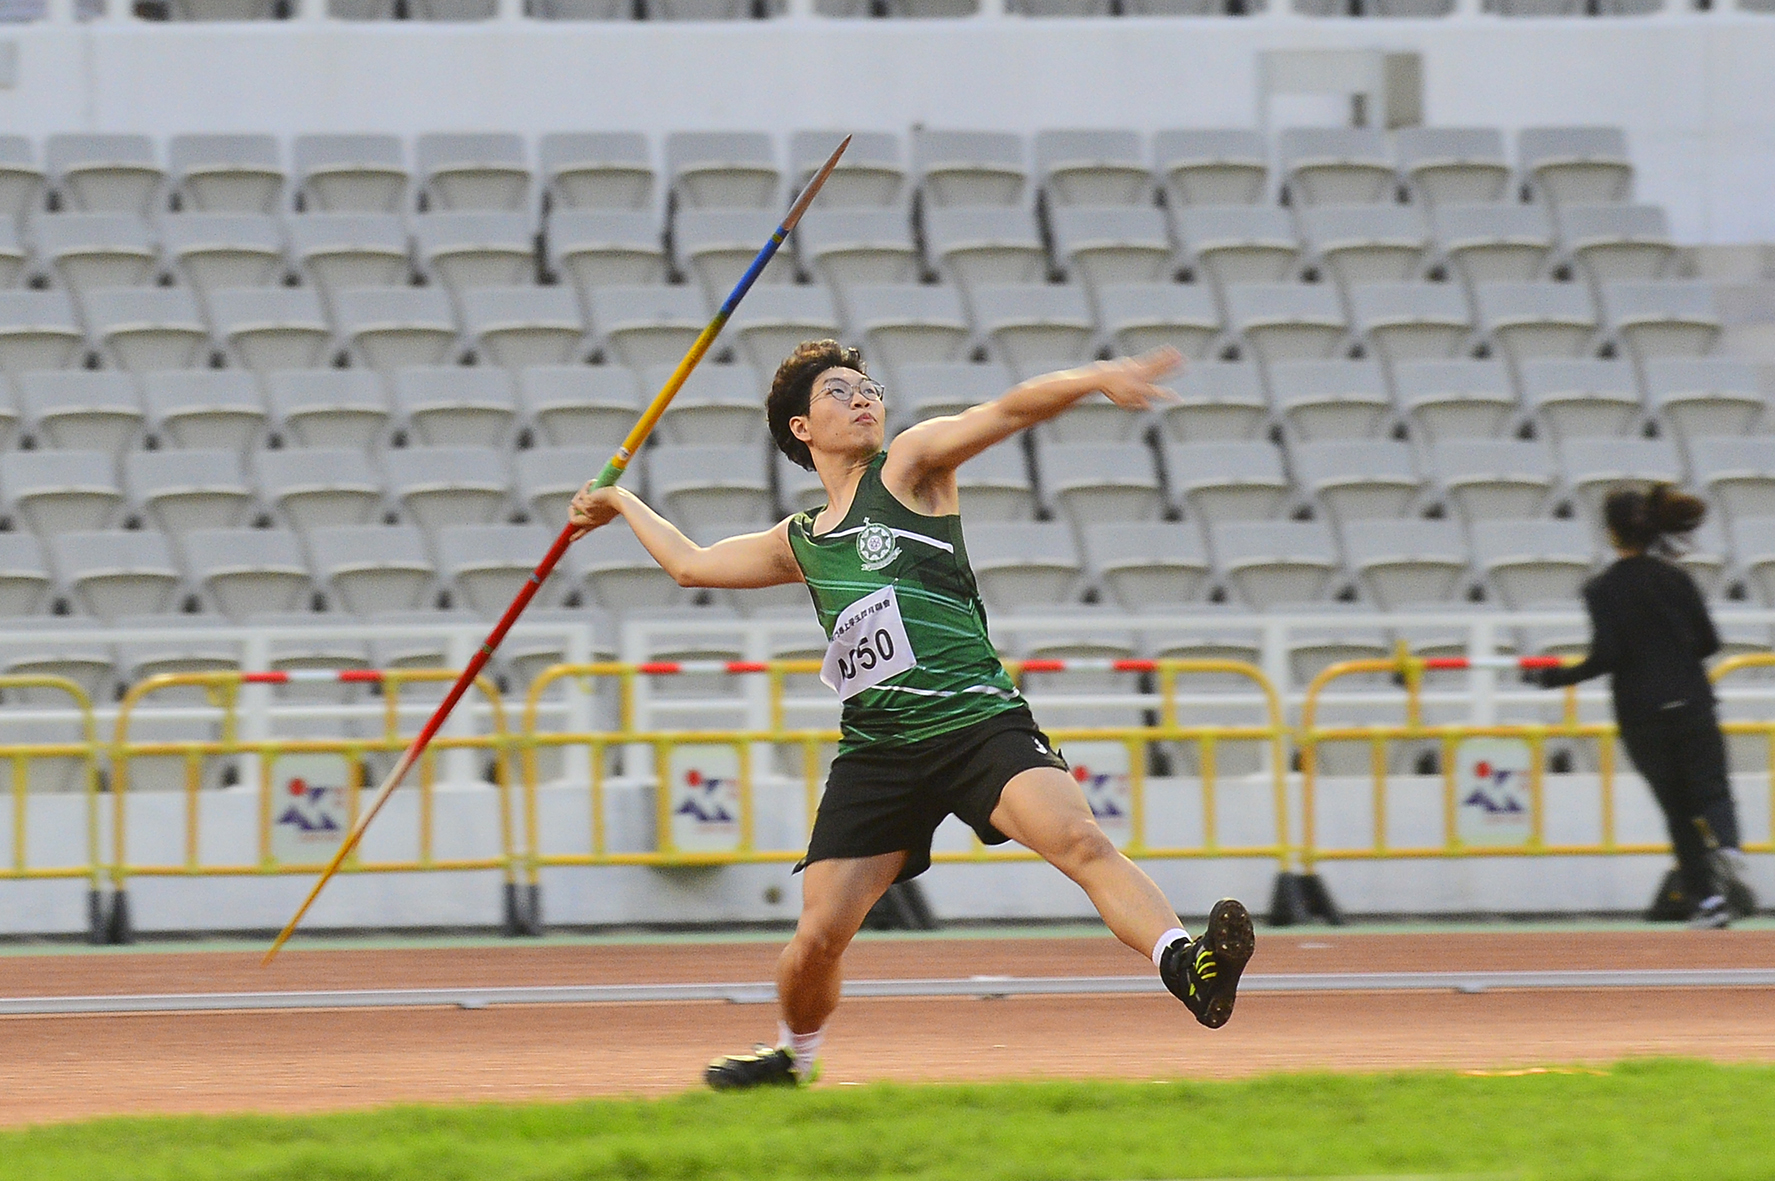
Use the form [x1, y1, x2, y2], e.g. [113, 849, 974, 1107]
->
[568, 485, 803, 590]
[886, 348, 1182, 489]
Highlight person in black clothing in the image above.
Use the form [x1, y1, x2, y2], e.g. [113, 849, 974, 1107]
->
[1527, 483, 1752, 929]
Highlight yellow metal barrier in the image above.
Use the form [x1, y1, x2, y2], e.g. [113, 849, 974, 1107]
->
[0, 675, 105, 940]
[517, 657, 1292, 889]
[1708, 653, 1775, 858]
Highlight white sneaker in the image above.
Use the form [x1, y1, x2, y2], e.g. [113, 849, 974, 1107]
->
[1688, 894, 1731, 930]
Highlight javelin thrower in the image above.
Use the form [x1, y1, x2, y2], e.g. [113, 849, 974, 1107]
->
[570, 341, 1255, 1090]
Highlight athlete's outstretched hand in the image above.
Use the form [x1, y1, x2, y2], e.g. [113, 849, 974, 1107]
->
[568, 483, 623, 541]
[1092, 347, 1185, 411]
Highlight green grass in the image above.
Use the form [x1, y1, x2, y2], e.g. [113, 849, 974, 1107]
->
[3, 1060, 1773, 1180]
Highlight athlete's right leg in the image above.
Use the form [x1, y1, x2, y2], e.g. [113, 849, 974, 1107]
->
[778, 851, 907, 1034]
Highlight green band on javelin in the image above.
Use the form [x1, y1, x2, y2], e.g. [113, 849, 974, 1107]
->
[591, 459, 626, 490]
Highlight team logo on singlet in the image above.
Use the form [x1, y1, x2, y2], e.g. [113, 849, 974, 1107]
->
[855, 519, 900, 572]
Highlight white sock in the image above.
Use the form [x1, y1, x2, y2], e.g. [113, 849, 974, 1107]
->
[1152, 926, 1190, 971]
[777, 1020, 824, 1078]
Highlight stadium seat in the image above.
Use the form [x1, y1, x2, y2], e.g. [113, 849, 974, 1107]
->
[845, 284, 972, 376]
[1343, 518, 1470, 609]
[82, 287, 214, 373]
[45, 133, 162, 218]
[257, 446, 386, 529]
[1290, 438, 1423, 525]
[795, 209, 920, 294]
[167, 134, 285, 214]
[790, 130, 904, 208]
[0, 289, 86, 379]
[436, 522, 567, 615]
[1297, 204, 1430, 289]
[649, 444, 774, 533]
[539, 132, 655, 212]
[415, 132, 531, 213]
[461, 285, 588, 370]
[292, 133, 410, 214]
[775, 453, 825, 515]
[1153, 129, 1268, 208]
[1035, 389, 1147, 446]
[574, 524, 685, 611]
[647, 362, 766, 445]
[1518, 126, 1633, 207]
[726, 285, 843, 373]
[0, 136, 45, 225]
[922, 206, 1047, 296]
[0, 623, 118, 706]
[21, 371, 144, 452]
[1048, 207, 1174, 298]
[51, 529, 183, 621]
[161, 213, 286, 295]
[1347, 281, 1474, 364]
[1557, 204, 1675, 288]
[1472, 517, 1597, 608]
[1672, 515, 1729, 599]
[209, 286, 337, 374]
[588, 283, 707, 369]
[1601, 281, 1721, 361]
[1432, 203, 1555, 287]
[519, 364, 643, 450]
[1162, 439, 1291, 522]
[962, 522, 1084, 613]
[335, 286, 463, 372]
[1092, 283, 1222, 366]
[674, 208, 795, 302]
[1223, 282, 1348, 364]
[1474, 281, 1599, 364]
[1643, 357, 1764, 443]
[956, 442, 1036, 520]
[911, 129, 1027, 208]
[1034, 129, 1152, 207]
[1156, 361, 1267, 442]
[286, 212, 412, 298]
[893, 361, 1012, 429]
[1688, 437, 1775, 525]
[1558, 435, 1685, 517]
[1209, 518, 1340, 610]
[547, 210, 668, 302]
[1277, 128, 1396, 207]
[1519, 357, 1641, 441]
[185, 527, 314, 620]
[1730, 517, 1775, 606]
[2, 449, 123, 533]
[516, 446, 609, 525]
[1037, 440, 1164, 527]
[1081, 520, 1211, 610]
[664, 131, 780, 209]
[265, 370, 390, 450]
[124, 447, 254, 535]
[413, 211, 536, 294]
[1395, 127, 1511, 207]
[308, 524, 437, 615]
[142, 371, 266, 452]
[392, 366, 518, 447]
[1433, 438, 1557, 525]
[970, 283, 1097, 380]
[1267, 359, 1392, 440]
[0, 533, 53, 617]
[385, 445, 511, 531]
[1392, 357, 1518, 442]
[1173, 205, 1300, 292]
[0, 220, 23, 288]
[0, 383, 21, 447]
[32, 213, 159, 294]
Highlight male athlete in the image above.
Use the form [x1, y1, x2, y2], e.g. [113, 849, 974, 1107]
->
[568, 340, 1254, 1089]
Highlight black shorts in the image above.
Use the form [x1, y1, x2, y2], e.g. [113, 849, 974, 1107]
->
[798, 705, 1070, 883]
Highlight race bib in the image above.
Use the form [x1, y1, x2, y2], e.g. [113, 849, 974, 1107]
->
[820, 585, 917, 701]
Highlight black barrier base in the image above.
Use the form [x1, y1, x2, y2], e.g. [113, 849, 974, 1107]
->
[863, 881, 936, 931]
[106, 889, 134, 945]
[501, 882, 525, 937]
[1645, 865, 1758, 922]
[86, 889, 107, 945]
[1268, 872, 1343, 926]
[524, 883, 544, 936]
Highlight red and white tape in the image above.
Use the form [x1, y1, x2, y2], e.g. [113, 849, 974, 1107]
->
[1420, 656, 1566, 672]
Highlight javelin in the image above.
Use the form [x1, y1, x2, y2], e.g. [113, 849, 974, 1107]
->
[262, 134, 853, 966]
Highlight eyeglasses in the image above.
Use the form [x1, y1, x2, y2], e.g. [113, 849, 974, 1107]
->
[812, 378, 886, 407]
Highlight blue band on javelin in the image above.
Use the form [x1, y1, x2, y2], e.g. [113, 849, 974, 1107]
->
[715, 221, 792, 318]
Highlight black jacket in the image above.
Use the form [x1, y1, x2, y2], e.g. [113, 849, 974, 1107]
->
[1540, 554, 1721, 722]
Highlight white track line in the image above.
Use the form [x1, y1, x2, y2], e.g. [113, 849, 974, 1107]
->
[2, 969, 1774, 1016]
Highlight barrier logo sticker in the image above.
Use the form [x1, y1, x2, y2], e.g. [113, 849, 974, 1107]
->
[270, 754, 352, 866]
[1067, 741, 1133, 848]
[666, 746, 742, 853]
[1454, 736, 1534, 847]
[854, 519, 900, 572]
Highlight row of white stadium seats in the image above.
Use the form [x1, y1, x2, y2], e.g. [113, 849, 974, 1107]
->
[0, 126, 1637, 220]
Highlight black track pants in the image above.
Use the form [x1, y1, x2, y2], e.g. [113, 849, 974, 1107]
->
[1617, 702, 1741, 901]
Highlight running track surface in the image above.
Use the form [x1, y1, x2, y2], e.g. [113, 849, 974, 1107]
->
[2, 928, 1773, 1125]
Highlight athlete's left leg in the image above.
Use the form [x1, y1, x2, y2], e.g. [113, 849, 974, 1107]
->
[988, 766, 1180, 957]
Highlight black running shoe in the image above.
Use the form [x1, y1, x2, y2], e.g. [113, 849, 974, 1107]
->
[1160, 898, 1255, 1029]
[704, 1045, 816, 1091]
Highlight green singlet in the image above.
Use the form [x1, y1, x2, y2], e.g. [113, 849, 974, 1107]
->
[787, 451, 1022, 754]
